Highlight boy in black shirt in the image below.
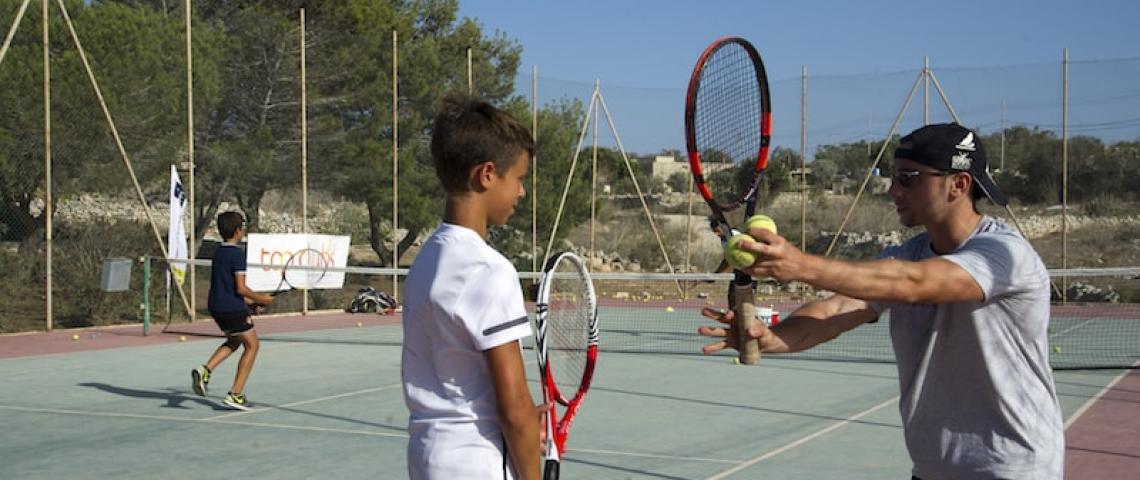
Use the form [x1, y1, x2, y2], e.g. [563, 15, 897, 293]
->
[191, 212, 274, 411]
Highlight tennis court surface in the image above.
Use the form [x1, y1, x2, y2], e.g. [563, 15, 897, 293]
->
[1, 307, 1137, 479]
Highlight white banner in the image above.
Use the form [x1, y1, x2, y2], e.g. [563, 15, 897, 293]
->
[167, 165, 189, 286]
[245, 233, 351, 291]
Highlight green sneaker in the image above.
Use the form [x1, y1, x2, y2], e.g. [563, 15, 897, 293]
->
[223, 392, 252, 411]
[191, 366, 210, 396]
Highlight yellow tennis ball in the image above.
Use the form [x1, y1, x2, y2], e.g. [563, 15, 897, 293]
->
[71, 334, 79, 341]
[745, 214, 778, 236]
[665, 306, 674, 313]
[724, 233, 757, 269]
[179, 336, 187, 342]
[356, 321, 363, 327]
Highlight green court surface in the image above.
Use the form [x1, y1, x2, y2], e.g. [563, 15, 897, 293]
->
[0, 314, 1131, 479]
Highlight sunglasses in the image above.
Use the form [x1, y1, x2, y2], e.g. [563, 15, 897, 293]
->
[892, 169, 955, 188]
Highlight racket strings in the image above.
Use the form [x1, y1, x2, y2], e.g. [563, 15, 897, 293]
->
[693, 42, 764, 205]
[283, 249, 330, 289]
[545, 270, 592, 397]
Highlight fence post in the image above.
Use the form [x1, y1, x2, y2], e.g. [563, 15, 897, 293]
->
[141, 256, 151, 335]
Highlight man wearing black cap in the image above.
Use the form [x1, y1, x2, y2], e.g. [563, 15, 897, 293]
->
[698, 123, 1063, 479]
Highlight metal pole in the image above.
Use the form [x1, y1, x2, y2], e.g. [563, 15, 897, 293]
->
[589, 80, 598, 264]
[531, 65, 537, 273]
[141, 256, 151, 335]
[683, 170, 693, 300]
[1000, 99, 1006, 171]
[923, 56, 929, 125]
[42, 0, 52, 331]
[800, 65, 808, 251]
[467, 47, 473, 94]
[1061, 48, 1069, 303]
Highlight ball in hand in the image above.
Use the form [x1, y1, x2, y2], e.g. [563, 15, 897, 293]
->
[745, 214, 778, 236]
[724, 233, 757, 269]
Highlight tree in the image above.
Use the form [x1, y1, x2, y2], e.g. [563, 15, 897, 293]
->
[0, 0, 223, 241]
[286, 0, 524, 266]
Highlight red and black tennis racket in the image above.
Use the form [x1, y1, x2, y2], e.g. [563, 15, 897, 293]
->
[534, 251, 599, 479]
[684, 36, 772, 364]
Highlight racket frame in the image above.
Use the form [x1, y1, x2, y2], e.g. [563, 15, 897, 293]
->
[684, 36, 772, 365]
[534, 251, 599, 479]
[250, 248, 330, 313]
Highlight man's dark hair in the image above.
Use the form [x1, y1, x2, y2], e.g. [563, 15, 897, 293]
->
[430, 94, 534, 193]
[217, 211, 244, 240]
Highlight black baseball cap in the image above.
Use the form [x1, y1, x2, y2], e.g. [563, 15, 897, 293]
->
[893, 123, 1008, 206]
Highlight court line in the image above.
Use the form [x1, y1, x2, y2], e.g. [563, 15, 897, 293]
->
[0, 403, 407, 438]
[205, 383, 402, 420]
[1063, 359, 1140, 429]
[704, 396, 900, 480]
[568, 447, 738, 464]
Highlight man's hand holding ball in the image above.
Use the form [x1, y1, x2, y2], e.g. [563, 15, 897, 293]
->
[723, 215, 778, 269]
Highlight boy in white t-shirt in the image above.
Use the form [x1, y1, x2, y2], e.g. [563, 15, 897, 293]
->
[402, 94, 542, 480]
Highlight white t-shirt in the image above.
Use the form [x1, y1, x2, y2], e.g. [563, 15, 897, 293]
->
[401, 223, 532, 480]
[870, 216, 1063, 480]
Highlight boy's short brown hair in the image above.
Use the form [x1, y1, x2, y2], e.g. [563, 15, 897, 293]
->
[430, 94, 534, 193]
[217, 211, 245, 240]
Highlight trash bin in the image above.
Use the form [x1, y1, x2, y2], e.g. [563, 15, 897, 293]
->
[100, 257, 133, 292]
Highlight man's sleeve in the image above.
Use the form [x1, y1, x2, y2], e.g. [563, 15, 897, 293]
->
[457, 264, 531, 351]
[941, 234, 1030, 301]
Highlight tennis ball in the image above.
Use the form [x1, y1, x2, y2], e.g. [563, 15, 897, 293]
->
[71, 334, 79, 341]
[179, 335, 187, 342]
[665, 306, 674, 313]
[356, 321, 364, 327]
[724, 233, 757, 269]
[745, 214, 778, 236]
[1053, 346, 1062, 353]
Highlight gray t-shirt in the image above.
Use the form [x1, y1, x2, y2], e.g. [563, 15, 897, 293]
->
[870, 216, 1063, 480]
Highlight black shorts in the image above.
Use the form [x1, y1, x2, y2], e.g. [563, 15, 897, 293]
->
[210, 310, 254, 336]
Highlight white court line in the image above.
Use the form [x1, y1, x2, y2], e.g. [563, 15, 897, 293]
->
[205, 383, 402, 420]
[1063, 360, 1140, 429]
[0, 403, 407, 438]
[704, 396, 900, 480]
[569, 447, 737, 464]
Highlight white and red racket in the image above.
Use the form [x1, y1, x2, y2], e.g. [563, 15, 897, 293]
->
[534, 251, 599, 479]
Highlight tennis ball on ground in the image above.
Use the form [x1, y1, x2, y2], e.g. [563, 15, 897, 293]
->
[71, 334, 79, 341]
[179, 336, 187, 342]
[724, 233, 757, 269]
[665, 306, 674, 313]
[356, 321, 363, 327]
[745, 214, 778, 236]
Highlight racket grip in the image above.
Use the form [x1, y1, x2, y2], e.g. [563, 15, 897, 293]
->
[732, 282, 760, 365]
[543, 460, 560, 480]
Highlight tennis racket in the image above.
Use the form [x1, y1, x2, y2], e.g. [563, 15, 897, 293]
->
[534, 251, 599, 480]
[250, 248, 329, 312]
[684, 36, 772, 365]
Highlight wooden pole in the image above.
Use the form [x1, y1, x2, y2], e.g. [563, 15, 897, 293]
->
[300, 8, 309, 313]
[185, 0, 196, 320]
[42, 0, 52, 331]
[392, 30, 399, 298]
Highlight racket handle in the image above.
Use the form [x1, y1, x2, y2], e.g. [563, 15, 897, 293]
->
[543, 460, 560, 480]
[732, 282, 760, 365]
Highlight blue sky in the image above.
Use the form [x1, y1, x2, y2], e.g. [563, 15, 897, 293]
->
[457, 0, 1140, 155]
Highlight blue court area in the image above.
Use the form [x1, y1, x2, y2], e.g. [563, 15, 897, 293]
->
[0, 313, 1130, 479]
